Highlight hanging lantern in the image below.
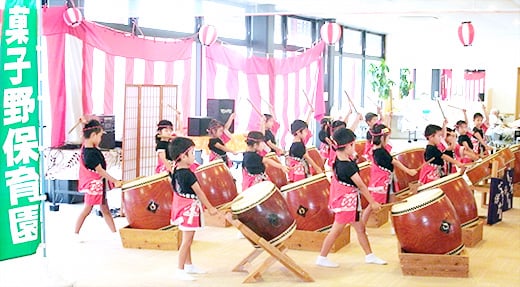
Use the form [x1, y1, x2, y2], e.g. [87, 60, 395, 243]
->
[63, 7, 83, 28]
[320, 22, 342, 45]
[198, 24, 218, 46]
[458, 21, 475, 47]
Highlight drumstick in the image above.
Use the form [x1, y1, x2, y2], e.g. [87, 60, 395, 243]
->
[343, 90, 359, 114]
[167, 104, 181, 115]
[217, 195, 244, 211]
[447, 104, 464, 111]
[68, 119, 82, 134]
[157, 134, 176, 139]
[301, 89, 314, 110]
[380, 200, 407, 209]
[415, 157, 435, 172]
[259, 96, 274, 111]
[436, 100, 447, 119]
[247, 98, 263, 117]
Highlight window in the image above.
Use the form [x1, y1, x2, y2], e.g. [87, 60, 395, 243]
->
[342, 28, 362, 54]
[287, 17, 313, 47]
[203, 3, 246, 40]
[365, 33, 383, 57]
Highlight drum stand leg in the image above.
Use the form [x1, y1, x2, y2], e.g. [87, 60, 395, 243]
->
[222, 213, 314, 283]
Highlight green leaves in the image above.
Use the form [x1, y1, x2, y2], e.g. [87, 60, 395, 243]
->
[368, 60, 395, 100]
[399, 68, 414, 98]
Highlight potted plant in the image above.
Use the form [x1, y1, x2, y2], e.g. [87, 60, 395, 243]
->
[368, 59, 395, 100]
[399, 68, 414, 98]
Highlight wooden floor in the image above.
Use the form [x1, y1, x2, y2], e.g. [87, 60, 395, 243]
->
[0, 195, 519, 287]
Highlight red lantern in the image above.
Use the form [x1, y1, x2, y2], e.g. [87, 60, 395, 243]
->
[63, 7, 83, 28]
[198, 25, 218, 46]
[458, 21, 474, 47]
[320, 22, 342, 45]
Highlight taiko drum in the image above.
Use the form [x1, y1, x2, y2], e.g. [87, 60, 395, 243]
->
[357, 161, 371, 209]
[417, 173, 479, 228]
[280, 173, 333, 232]
[122, 172, 173, 229]
[264, 152, 288, 189]
[393, 148, 424, 194]
[195, 159, 238, 207]
[307, 147, 325, 175]
[231, 181, 296, 247]
[391, 188, 464, 255]
[354, 139, 368, 163]
[510, 144, 520, 184]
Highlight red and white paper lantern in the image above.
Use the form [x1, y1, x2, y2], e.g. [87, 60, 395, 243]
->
[458, 21, 475, 47]
[198, 24, 218, 46]
[320, 22, 342, 45]
[63, 7, 83, 28]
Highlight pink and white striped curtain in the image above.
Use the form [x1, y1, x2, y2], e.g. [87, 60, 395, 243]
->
[203, 42, 326, 148]
[463, 70, 485, 102]
[41, 7, 194, 147]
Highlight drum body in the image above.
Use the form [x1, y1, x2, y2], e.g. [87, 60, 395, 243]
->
[510, 144, 520, 184]
[280, 173, 333, 231]
[307, 147, 325, 174]
[195, 159, 238, 207]
[394, 148, 424, 193]
[122, 172, 173, 229]
[264, 152, 288, 189]
[465, 152, 506, 185]
[355, 140, 367, 163]
[357, 161, 371, 209]
[418, 173, 478, 228]
[391, 188, 463, 255]
[231, 181, 296, 246]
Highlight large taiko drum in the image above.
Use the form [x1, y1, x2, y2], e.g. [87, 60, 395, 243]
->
[510, 144, 520, 184]
[391, 188, 464, 255]
[417, 173, 478, 228]
[355, 139, 368, 163]
[280, 173, 333, 232]
[465, 152, 505, 185]
[122, 172, 173, 229]
[307, 147, 325, 175]
[393, 148, 424, 194]
[231, 181, 296, 246]
[195, 159, 238, 207]
[264, 152, 288, 189]
[358, 161, 371, 209]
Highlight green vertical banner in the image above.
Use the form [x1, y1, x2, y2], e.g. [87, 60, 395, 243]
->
[0, 0, 41, 261]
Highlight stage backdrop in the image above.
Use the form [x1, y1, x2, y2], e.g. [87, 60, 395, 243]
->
[203, 42, 325, 149]
[40, 7, 325, 150]
[41, 7, 195, 147]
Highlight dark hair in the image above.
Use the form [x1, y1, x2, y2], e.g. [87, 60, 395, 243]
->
[473, 113, 483, 120]
[455, 120, 467, 128]
[156, 120, 173, 144]
[83, 119, 103, 139]
[424, 124, 442, 138]
[207, 119, 223, 135]
[319, 118, 332, 143]
[246, 131, 265, 146]
[365, 112, 378, 122]
[370, 123, 389, 146]
[168, 137, 195, 162]
[332, 127, 356, 151]
[264, 114, 273, 121]
[331, 120, 346, 131]
[290, 120, 308, 135]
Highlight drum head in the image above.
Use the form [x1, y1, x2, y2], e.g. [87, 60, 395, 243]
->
[392, 188, 444, 215]
[417, 173, 460, 192]
[280, 173, 328, 192]
[231, 181, 277, 214]
[122, 172, 169, 190]
[265, 152, 277, 158]
[196, 159, 224, 172]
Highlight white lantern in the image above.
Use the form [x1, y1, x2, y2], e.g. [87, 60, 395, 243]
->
[63, 7, 83, 28]
[198, 25, 218, 46]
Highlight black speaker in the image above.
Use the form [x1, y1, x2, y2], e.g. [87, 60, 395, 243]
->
[188, 117, 212, 136]
[207, 99, 235, 133]
[97, 115, 115, 149]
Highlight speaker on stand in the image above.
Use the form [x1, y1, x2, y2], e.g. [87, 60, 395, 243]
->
[207, 99, 235, 133]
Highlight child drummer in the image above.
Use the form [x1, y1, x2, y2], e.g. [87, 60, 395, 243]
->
[242, 131, 289, 190]
[316, 127, 387, 268]
[419, 124, 464, 184]
[207, 116, 237, 167]
[155, 120, 175, 173]
[286, 120, 323, 182]
[169, 137, 218, 281]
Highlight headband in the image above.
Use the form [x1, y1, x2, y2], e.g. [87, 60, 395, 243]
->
[246, 137, 264, 143]
[175, 146, 194, 162]
[369, 127, 391, 137]
[83, 125, 102, 132]
[157, 125, 173, 129]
